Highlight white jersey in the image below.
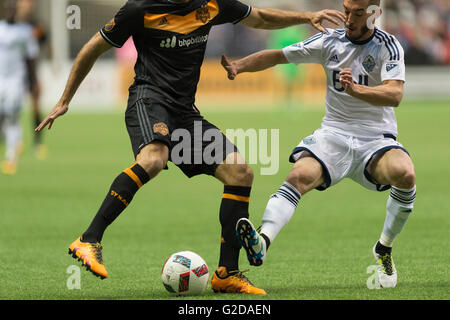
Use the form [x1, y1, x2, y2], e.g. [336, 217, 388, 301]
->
[0, 20, 39, 90]
[283, 28, 405, 138]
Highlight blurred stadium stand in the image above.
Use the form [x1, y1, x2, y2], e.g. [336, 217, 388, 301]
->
[1, 0, 449, 110]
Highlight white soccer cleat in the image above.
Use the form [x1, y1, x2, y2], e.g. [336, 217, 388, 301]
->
[236, 218, 267, 266]
[373, 244, 397, 288]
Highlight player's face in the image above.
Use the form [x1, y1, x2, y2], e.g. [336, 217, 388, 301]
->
[15, 0, 35, 21]
[343, 0, 373, 41]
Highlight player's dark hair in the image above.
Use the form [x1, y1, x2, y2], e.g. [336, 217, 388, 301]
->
[4, 0, 18, 22]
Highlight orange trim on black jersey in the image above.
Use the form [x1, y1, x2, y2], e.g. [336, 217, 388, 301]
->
[144, 0, 219, 35]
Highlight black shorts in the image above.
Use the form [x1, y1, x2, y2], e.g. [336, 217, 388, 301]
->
[125, 98, 238, 178]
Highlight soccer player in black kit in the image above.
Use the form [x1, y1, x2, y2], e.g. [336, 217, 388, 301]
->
[36, 0, 344, 294]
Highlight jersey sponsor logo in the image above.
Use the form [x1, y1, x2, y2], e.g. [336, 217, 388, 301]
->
[144, 0, 219, 35]
[160, 36, 177, 48]
[179, 34, 209, 48]
[153, 122, 169, 136]
[386, 63, 398, 72]
[159, 34, 209, 48]
[104, 19, 116, 32]
[196, 6, 211, 24]
[362, 55, 376, 73]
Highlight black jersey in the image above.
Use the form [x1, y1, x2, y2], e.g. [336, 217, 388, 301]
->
[100, 0, 251, 111]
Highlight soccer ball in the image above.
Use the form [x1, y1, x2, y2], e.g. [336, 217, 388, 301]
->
[161, 251, 209, 295]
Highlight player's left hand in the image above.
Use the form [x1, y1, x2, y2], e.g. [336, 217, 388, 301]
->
[339, 68, 358, 95]
[309, 10, 346, 34]
[221, 55, 238, 80]
[35, 103, 69, 132]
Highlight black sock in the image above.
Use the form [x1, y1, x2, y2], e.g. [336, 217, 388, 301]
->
[218, 185, 251, 271]
[375, 241, 392, 255]
[82, 163, 150, 243]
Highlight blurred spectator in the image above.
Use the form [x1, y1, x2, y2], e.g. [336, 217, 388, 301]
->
[15, 0, 49, 159]
[5, 0, 449, 66]
[268, 26, 309, 107]
[293, 0, 450, 65]
[208, 0, 450, 65]
[376, 0, 450, 65]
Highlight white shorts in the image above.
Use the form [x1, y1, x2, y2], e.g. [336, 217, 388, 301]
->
[289, 128, 410, 192]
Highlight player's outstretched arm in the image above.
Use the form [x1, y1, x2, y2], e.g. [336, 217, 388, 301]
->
[241, 8, 345, 33]
[221, 50, 288, 80]
[35, 32, 112, 132]
[339, 68, 404, 107]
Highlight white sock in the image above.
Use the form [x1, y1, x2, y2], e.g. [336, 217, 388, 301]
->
[260, 182, 301, 244]
[380, 186, 416, 247]
[5, 121, 22, 162]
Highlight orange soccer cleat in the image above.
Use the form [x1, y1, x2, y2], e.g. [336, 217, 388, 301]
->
[68, 237, 108, 279]
[211, 267, 267, 295]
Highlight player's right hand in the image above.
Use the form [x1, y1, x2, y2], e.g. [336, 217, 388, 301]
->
[35, 103, 69, 132]
[309, 10, 346, 34]
[221, 55, 238, 80]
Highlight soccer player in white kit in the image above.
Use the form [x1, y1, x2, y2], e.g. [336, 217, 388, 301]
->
[0, 0, 39, 174]
[222, 0, 416, 288]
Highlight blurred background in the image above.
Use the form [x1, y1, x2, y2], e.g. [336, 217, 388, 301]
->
[1, 0, 449, 111]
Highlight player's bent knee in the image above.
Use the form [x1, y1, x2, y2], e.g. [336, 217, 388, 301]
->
[217, 163, 254, 186]
[389, 163, 416, 189]
[136, 142, 169, 176]
[230, 164, 254, 186]
[144, 156, 167, 172]
[395, 168, 416, 189]
[286, 167, 321, 195]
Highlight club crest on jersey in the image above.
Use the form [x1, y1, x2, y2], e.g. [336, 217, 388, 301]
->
[302, 137, 316, 146]
[362, 55, 376, 73]
[153, 122, 169, 136]
[386, 63, 398, 72]
[196, 6, 210, 24]
[104, 19, 115, 32]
